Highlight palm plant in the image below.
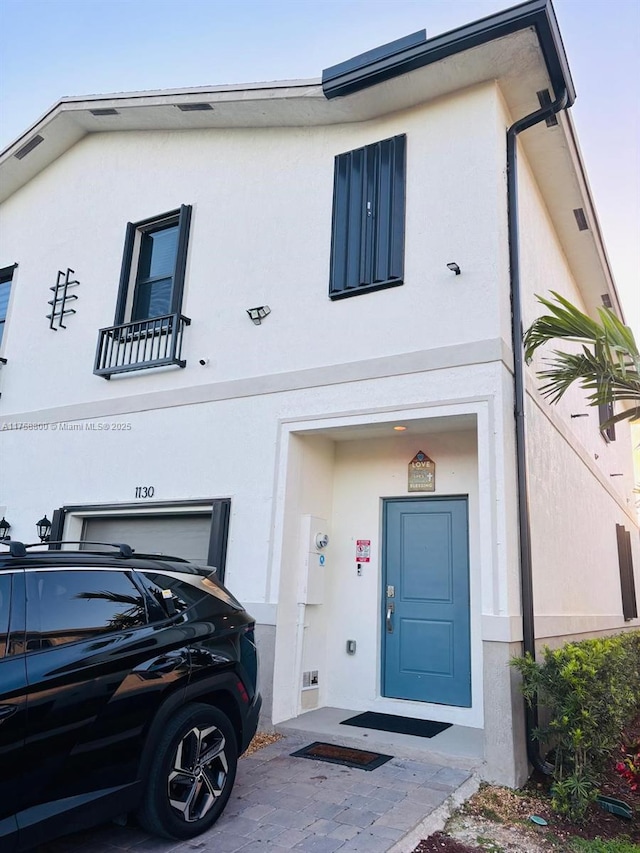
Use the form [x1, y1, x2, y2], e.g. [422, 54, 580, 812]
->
[523, 292, 640, 427]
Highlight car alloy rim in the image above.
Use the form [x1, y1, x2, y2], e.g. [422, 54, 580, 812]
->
[168, 724, 229, 822]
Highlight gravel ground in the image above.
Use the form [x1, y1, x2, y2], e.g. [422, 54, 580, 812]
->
[243, 730, 283, 757]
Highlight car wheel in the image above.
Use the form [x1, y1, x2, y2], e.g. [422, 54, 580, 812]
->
[137, 703, 238, 840]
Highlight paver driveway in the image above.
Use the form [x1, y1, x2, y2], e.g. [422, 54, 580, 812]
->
[34, 734, 472, 852]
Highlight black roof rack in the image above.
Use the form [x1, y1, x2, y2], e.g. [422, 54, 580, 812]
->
[0, 540, 135, 558]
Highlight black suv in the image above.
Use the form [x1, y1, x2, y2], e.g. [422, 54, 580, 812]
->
[0, 541, 261, 851]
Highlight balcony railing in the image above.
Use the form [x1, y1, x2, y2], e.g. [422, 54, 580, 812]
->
[94, 313, 191, 379]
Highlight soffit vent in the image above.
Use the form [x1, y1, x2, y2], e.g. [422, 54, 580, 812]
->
[601, 294, 612, 309]
[176, 103, 213, 112]
[90, 108, 119, 116]
[14, 135, 44, 160]
[536, 89, 559, 127]
[573, 208, 589, 231]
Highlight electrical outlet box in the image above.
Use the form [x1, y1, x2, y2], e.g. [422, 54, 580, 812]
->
[298, 516, 328, 604]
[302, 670, 319, 689]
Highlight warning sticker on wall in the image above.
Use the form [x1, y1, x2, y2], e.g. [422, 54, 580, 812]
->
[356, 540, 371, 562]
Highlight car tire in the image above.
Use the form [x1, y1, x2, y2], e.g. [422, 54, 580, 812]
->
[137, 702, 238, 840]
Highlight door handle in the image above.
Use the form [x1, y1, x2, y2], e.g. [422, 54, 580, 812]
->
[0, 705, 18, 723]
[386, 602, 394, 633]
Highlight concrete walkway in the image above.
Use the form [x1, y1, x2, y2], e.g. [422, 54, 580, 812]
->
[36, 730, 478, 853]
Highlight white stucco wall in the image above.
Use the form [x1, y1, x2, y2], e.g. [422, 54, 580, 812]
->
[0, 83, 508, 414]
[512, 124, 639, 635]
[0, 361, 504, 588]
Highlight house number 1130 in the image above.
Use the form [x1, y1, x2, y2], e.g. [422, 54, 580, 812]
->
[135, 486, 155, 499]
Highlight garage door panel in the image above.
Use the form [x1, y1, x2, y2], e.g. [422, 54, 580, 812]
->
[81, 515, 212, 564]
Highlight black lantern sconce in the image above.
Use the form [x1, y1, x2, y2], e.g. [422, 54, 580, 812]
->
[36, 515, 52, 543]
[0, 517, 11, 541]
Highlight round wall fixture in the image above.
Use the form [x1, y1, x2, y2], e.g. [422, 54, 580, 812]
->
[315, 533, 329, 549]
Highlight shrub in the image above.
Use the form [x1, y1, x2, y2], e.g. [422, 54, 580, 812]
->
[511, 631, 640, 821]
[615, 743, 640, 793]
[569, 839, 639, 853]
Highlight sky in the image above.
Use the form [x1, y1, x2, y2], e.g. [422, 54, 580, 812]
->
[1, 0, 638, 335]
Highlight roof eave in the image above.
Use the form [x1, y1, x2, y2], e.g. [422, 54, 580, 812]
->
[322, 0, 575, 107]
[0, 78, 322, 161]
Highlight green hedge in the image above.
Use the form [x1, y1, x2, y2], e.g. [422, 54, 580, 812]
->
[511, 631, 640, 821]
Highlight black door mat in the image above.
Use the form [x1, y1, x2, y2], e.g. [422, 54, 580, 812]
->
[290, 741, 393, 771]
[341, 711, 452, 739]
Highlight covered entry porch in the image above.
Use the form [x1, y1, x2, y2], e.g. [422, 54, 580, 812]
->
[271, 403, 491, 732]
[269, 401, 525, 785]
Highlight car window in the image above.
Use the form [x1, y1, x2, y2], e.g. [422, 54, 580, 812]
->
[142, 569, 244, 617]
[0, 573, 11, 656]
[141, 572, 204, 616]
[27, 570, 147, 648]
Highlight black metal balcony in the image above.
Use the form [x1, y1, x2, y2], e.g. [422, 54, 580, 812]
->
[94, 313, 191, 379]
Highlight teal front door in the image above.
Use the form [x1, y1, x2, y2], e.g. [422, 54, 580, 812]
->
[382, 497, 471, 707]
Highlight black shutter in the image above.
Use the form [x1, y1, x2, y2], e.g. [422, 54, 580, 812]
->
[48, 508, 67, 550]
[599, 402, 615, 442]
[207, 499, 231, 582]
[616, 524, 638, 620]
[114, 222, 136, 324]
[329, 134, 406, 299]
[170, 204, 192, 315]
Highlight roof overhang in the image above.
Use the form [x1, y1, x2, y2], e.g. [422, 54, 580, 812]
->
[1, 0, 574, 201]
[0, 0, 621, 321]
[322, 0, 574, 105]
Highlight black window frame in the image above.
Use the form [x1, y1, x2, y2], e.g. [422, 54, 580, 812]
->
[329, 134, 406, 300]
[0, 263, 17, 350]
[114, 205, 192, 325]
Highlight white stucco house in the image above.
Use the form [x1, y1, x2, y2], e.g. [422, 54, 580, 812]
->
[0, 0, 637, 787]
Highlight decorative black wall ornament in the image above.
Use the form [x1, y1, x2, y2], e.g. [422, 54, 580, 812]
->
[47, 268, 79, 330]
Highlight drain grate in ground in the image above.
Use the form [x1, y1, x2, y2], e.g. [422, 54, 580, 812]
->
[290, 741, 393, 771]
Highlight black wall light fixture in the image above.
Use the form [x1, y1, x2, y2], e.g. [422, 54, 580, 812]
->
[447, 262, 461, 275]
[247, 306, 271, 325]
[36, 515, 52, 543]
[0, 517, 11, 541]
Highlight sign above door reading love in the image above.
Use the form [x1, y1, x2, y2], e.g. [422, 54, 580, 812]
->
[408, 451, 436, 492]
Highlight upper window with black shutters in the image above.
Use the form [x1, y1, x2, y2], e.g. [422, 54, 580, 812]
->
[329, 134, 406, 300]
[115, 206, 192, 325]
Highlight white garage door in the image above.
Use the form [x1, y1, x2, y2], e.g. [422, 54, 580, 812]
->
[81, 514, 212, 564]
